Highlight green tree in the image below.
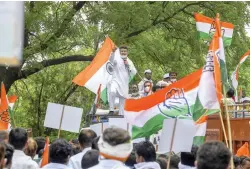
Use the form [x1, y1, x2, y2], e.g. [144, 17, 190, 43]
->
[4, 1, 249, 137]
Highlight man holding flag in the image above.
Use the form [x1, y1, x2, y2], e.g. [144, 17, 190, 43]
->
[108, 46, 136, 115]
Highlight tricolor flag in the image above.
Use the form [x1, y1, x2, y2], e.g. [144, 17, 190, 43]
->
[40, 136, 50, 167]
[73, 37, 136, 103]
[124, 68, 217, 140]
[0, 83, 18, 130]
[194, 13, 234, 46]
[192, 27, 222, 145]
[231, 50, 250, 90]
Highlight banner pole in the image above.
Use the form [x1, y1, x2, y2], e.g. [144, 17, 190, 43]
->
[167, 118, 178, 169]
[57, 105, 65, 138]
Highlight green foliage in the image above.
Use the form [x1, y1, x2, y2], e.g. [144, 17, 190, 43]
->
[8, 1, 250, 137]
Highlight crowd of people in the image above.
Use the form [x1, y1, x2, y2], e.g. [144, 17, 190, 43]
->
[129, 69, 178, 99]
[0, 127, 248, 169]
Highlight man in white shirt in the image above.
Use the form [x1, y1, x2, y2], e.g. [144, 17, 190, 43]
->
[68, 129, 97, 169]
[138, 69, 153, 93]
[41, 139, 72, 169]
[134, 141, 160, 169]
[108, 46, 137, 115]
[89, 127, 133, 169]
[9, 128, 39, 169]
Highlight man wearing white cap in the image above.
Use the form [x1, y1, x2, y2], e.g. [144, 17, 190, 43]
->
[138, 69, 153, 93]
[89, 127, 132, 169]
[156, 73, 171, 89]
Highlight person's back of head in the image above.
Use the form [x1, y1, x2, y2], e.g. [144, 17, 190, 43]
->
[34, 137, 46, 154]
[99, 127, 132, 162]
[135, 141, 156, 163]
[227, 88, 235, 98]
[49, 138, 72, 165]
[81, 150, 99, 169]
[9, 128, 28, 150]
[0, 143, 5, 169]
[125, 151, 136, 168]
[157, 157, 167, 169]
[239, 156, 250, 169]
[0, 131, 8, 143]
[180, 145, 198, 167]
[233, 156, 241, 168]
[24, 138, 38, 159]
[168, 154, 180, 169]
[196, 141, 231, 169]
[2, 143, 14, 169]
[91, 136, 100, 151]
[78, 129, 97, 149]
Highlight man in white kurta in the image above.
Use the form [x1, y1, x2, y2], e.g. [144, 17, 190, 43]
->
[108, 46, 136, 115]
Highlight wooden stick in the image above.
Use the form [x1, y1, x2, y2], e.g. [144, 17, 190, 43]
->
[167, 118, 178, 169]
[57, 105, 65, 138]
[223, 86, 234, 169]
[218, 110, 229, 147]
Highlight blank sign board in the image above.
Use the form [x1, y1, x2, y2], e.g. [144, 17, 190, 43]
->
[44, 102, 83, 133]
[0, 2, 24, 66]
[158, 119, 196, 154]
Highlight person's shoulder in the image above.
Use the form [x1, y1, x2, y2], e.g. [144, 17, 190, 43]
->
[70, 151, 84, 161]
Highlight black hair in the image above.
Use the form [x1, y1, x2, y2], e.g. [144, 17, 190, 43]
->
[196, 141, 231, 169]
[135, 141, 156, 162]
[72, 146, 81, 156]
[227, 88, 235, 98]
[71, 139, 79, 144]
[81, 150, 99, 169]
[49, 138, 72, 164]
[240, 156, 250, 166]
[9, 128, 28, 150]
[2, 142, 14, 166]
[103, 127, 130, 146]
[233, 156, 241, 168]
[38, 149, 44, 158]
[78, 129, 97, 147]
[157, 157, 167, 169]
[125, 151, 136, 167]
[152, 85, 161, 92]
[180, 145, 198, 167]
[167, 154, 180, 168]
[91, 136, 100, 150]
[0, 131, 8, 142]
[34, 137, 46, 154]
[119, 45, 128, 50]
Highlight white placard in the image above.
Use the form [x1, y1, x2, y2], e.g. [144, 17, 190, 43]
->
[109, 118, 129, 131]
[0, 2, 24, 66]
[158, 119, 196, 154]
[61, 106, 83, 133]
[90, 123, 102, 136]
[44, 102, 83, 133]
[102, 122, 109, 132]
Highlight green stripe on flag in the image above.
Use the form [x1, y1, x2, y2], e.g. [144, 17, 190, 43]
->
[192, 96, 219, 122]
[197, 31, 232, 46]
[193, 136, 206, 146]
[101, 88, 108, 103]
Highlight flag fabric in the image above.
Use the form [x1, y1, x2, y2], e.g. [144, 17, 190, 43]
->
[124, 68, 219, 139]
[194, 13, 234, 46]
[0, 83, 18, 130]
[40, 136, 50, 167]
[73, 37, 137, 103]
[231, 50, 250, 90]
[236, 142, 250, 157]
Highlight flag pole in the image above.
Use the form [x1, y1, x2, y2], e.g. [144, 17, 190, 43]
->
[58, 105, 65, 138]
[167, 118, 178, 169]
[223, 86, 234, 169]
[218, 109, 229, 147]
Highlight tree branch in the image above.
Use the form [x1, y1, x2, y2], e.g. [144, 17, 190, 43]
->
[126, 2, 203, 38]
[20, 54, 94, 79]
[24, 1, 87, 57]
